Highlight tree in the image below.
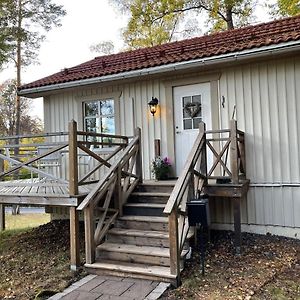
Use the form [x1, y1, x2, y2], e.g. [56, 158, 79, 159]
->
[269, 0, 300, 17]
[109, 0, 256, 49]
[199, 0, 255, 31]
[110, 0, 185, 49]
[0, 0, 14, 67]
[0, 79, 42, 215]
[152, 0, 256, 31]
[90, 41, 115, 55]
[0, 80, 42, 137]
[3, 0, 65, 138]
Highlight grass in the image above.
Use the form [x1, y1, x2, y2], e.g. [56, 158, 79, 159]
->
[5, 213, 50, 230]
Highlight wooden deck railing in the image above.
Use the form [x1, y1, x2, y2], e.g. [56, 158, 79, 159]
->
[0, 120, 130, 189]
[164, 120, 246, 283]
[205, 119, 246, 183]
[77, 127, 142, 264]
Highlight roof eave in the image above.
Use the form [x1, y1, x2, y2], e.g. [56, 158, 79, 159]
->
[18, 40, 300, 98]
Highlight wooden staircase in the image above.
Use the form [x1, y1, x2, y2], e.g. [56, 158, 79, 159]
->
[78, 120, 248, 286]
[85, 181, 192, 285]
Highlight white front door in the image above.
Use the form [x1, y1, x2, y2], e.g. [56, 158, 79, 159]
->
[174, 83, 212, 176]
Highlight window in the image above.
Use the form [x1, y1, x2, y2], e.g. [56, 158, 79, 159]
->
[182, 95, 202, 130]
[83, 99, 115, 146]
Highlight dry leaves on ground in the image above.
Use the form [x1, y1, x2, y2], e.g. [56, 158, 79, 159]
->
[163, 231, 300, 300]
[0, 220, 86, 300]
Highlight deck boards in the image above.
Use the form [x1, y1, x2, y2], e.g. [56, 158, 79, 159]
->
[0, 178, 94, 206]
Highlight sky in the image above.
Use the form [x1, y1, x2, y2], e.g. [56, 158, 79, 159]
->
[0, 0, 128, 119]
[0, 0, 272, 120]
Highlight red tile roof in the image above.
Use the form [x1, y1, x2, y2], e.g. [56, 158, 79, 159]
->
[19, 15, 300, 91]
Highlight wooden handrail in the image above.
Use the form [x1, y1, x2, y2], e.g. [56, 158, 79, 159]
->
[0, 143, 68, 180]
[0, 131, 68, 141]
[77, 130, 129, 141]
[164, 132, 205, 214]
[78, 127, 142, 265]
[165, 121, 246, 284]
[77, 135, 139, 211]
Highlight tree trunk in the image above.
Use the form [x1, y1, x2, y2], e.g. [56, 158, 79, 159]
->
[226, 6, 234, 30]
[16, 0, 22, 138]
[12, 0, 22, 216]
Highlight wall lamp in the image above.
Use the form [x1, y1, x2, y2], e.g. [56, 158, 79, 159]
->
[148, 97, 159, 116]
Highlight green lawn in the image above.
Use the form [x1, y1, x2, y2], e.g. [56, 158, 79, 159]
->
[5, 213, 51, 230]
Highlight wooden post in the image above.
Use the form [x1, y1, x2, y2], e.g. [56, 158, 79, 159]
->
[68, 120, 80, 270]
[169, 209, 181, 286]
[230, 120, 241, 254]
[84, 205, 95, 264]
[239, 135, 246, 176]
[0, 205, 4, 232]
[135, 127, 143, 183]
[233, 197, 241, 255]
[230, 120, 239, 184]
[69, 120, 78, 196]
[70, 207, 80, 270]
[199, 122, 207, 185]
[114, 165, 123, 216]
[154, 139, 161, 158]
[0, 150, 4, 231]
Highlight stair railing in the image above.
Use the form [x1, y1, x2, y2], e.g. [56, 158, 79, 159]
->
[77, 127, 142, 265]
[163, 122, 208, 284]
[205, 119, 246, 183]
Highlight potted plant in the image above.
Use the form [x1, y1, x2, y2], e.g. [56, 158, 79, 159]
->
[152, 156, 171, 180]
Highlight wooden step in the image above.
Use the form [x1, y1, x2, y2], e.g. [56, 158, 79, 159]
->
[123, 202, 165, 217]
[85, 260, 177, 283]
[128, 192, 170, 204]
[136, 182, 176, 193]
[107, 228, 194, 249]
[107, 228, 170, 247]
[115, 215, 169, 231]
[97, 243, 188, 267]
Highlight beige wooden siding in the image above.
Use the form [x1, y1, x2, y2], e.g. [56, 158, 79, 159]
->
[43, 81, 166, 181]
[119, 79, 166, 179]
[215, 57, 300, 229]
[44, 55, 300, 232]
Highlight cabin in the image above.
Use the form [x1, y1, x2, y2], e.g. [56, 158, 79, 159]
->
[0, 15, 299, 286]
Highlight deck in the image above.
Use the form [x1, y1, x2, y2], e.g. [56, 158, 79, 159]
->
[0, 178, 93, 206]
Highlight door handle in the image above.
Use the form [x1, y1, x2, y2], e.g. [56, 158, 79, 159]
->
[176, 131, 181, 134]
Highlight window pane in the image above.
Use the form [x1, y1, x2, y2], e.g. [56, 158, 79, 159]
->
[101, 117, 115, 134]
[192, 95, 201, 104]
[100, 99, 114, 116]
[193, 117, 202, 129]
[85, 101, 98, 117]
[183, 119, 192, 130]
[192, 95, 202, 117]
[183, 96, 191, 106]
[183, 96, 191, 118]
[85, 118, 96, 132]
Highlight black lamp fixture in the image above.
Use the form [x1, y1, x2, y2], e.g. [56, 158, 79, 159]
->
[148, 97, 159, 116]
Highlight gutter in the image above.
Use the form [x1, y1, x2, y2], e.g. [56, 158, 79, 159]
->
[19, 40, 300, 97]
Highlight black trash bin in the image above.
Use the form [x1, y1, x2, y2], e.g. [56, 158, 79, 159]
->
[187, 194, 210, 276]
[187, 194, 210, 227]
